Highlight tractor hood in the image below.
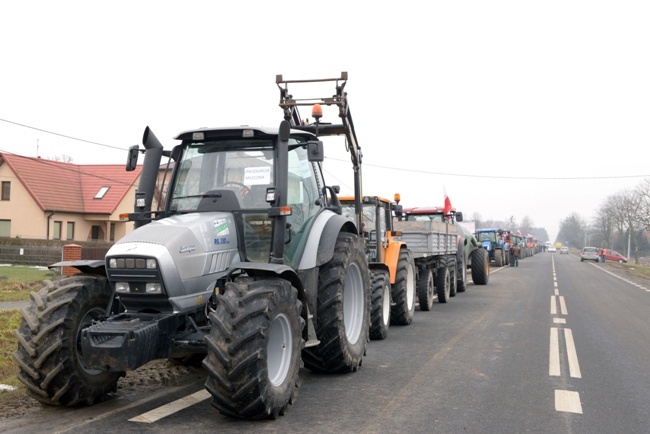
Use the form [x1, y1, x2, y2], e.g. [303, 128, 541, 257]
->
[106, 212, 240, 300]
[114, 212, 238, 254]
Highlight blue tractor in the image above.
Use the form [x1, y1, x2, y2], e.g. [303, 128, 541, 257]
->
[474, 228, 509, 267]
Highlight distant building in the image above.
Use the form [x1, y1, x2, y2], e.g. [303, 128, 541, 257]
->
[0, 153, 142, 241]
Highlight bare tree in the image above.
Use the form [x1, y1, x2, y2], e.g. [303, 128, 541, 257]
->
[557, 213, 585, 247]
[636, 179, 650, 231]
[48, 154, 74, 163]
[594, 198, 615, 248]
[520, 215, 534, 236]
[609, 189, 643, 262]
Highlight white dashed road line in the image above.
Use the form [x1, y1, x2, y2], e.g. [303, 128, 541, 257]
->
[129, 389, 211, 423]
[550, 255, 583, 414]
[555, 389, 583, 414]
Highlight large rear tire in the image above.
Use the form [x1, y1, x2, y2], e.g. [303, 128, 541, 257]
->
[13, 276, 122, 406]
[203, 277, 304, 419]
[390, 249, 417, 325]
[436, 267, 451, 303]
[471, 248, 490, 285]
[495, 249, 504, 267]
[369, 269, 391, 340]
[302, 232, 370, 373]
[417, 268, 435, 311]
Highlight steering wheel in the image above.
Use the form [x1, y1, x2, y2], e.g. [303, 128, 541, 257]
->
[222, 181, 250, 197]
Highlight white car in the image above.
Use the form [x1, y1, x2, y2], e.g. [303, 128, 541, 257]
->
[548, 245, 557, 252]
[560, 246, 569, 254]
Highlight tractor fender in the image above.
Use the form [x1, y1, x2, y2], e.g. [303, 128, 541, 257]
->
[298, 210, 357, 270]
[383, 243, 406, 284]
[229, 261, 304, 294]
[50, 260, 106, 276]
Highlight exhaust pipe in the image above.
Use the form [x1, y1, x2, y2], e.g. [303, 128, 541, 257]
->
[134, 127, 164, 228]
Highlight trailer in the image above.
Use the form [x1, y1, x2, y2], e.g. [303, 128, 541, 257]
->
[393, 205, 488, 309]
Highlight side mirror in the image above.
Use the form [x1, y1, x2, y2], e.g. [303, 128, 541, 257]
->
[307, 140, 324, 162]
[126, 145, 139, 171]
[455, 211, 463, 222]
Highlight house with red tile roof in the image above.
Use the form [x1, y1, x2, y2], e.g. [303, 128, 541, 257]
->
[0, 153, 142, 241]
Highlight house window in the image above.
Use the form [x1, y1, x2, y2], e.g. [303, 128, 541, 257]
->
[1, 181, 9, 201]
[94, 186, 110, 199]
[66, 222, 75, 240]
[53, 221, 62, 240]
[110, 223, 115, 241]
[0, 219, 10, 237]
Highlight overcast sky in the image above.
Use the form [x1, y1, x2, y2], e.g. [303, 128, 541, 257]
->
[2, 1, 649, 242]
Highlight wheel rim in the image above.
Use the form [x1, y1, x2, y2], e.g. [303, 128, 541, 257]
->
[382, 283, 391, 327]
[406, 263, 416, 309]
[427, 274, 434, 299]
[76, 307, 105, 375]
[267, 313, 292, 387]
[344, 262, 364, 344]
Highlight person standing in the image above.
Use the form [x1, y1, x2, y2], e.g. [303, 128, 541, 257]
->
[600, 248, 606, 262]
[512, 244, 521, 267]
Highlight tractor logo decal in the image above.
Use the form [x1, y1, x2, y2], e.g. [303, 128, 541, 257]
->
[213, 219, 230, 245]
[213, 219, 230, 235]
[179, 245, 196, 253]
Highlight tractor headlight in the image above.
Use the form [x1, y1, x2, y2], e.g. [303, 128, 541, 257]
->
[115, 282, 130, 293]
[146, 283, 162, 294]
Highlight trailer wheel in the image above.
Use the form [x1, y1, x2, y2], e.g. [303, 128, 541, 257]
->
[436, 267, 451, 303]
[456, 251, 467, 293]
[302, 232, 370, 373]
[369, 269, 390, 340]
[204, 277, 304, 419]
[13, 276, 122, 406]
[449, 265, 458, 297]
[417, 268, 435, 311]
[471, 248, 490, 285]
[390, 249, 416, 325]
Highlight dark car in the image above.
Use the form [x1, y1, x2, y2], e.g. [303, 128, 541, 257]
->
[602, 249, 627, 263]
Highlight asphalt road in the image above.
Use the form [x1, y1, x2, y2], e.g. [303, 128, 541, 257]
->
[3, 252, 649, 433]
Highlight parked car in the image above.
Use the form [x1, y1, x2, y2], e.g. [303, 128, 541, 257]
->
[560, 246, 569, 254]
[581, 247, 600, 262]
[548, 245, 557, 252]
[602, 249, 627, 263]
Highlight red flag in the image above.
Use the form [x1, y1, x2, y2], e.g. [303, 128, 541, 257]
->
[517, 230, 522, 237]
[443, 189, 452, 217]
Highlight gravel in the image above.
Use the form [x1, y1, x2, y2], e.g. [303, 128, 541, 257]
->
[0, 359, 205, 421]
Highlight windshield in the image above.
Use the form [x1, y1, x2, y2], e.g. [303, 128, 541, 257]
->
[405, 214, 445, 222]
[478, 232, 496, 242]
[169, 140, 276, 212]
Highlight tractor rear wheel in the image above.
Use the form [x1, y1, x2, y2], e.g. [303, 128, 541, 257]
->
[369, 269, 391, 340]
[13, 275, 122, 406]
[302, 232, 370, 373]
[390, 249, 416, 325]
[471, 248, 490, 285]
[203, 277, 304, 419]
[495, 249, 504, 267]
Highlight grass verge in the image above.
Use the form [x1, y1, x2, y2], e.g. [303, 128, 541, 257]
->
[0, 266, 57, 302]
[0, 309, 22, 389]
